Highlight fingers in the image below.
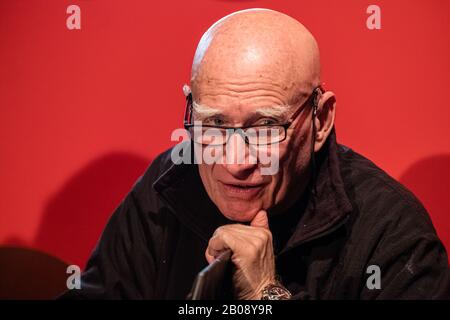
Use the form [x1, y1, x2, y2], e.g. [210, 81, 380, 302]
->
[205, 248, 219, 264]
[250, 210, 269, 229]
[205, 229, 235, 263]
[204, 211, 276, 299]
[205, 217, 271, 264]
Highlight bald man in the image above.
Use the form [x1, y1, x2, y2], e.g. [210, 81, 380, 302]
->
[63, 9, 449, 300]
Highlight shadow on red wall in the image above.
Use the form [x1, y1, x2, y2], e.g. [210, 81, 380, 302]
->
[31, 152, 151, 268]
[399, 154, 450, 263]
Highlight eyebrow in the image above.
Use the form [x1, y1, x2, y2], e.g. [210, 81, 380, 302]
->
[192, 101, 222, 119]
[254, 106, 290, 119]
[192, 101, 290, 121]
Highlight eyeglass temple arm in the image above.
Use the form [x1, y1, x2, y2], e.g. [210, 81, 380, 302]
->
[287, 86, 323, 124]
[184, 93, 193, 127]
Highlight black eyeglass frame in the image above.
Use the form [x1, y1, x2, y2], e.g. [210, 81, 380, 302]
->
[183, 86, 323, 146]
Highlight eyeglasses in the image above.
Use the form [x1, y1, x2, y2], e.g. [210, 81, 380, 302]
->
[183, 87, 322, 146]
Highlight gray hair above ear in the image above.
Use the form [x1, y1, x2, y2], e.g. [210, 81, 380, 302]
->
[183, 84, 191, 97]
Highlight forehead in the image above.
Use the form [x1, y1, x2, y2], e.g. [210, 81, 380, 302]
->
[191, 54, 313, 109]
[194, 70, 297, 98]
[191, 78, 309, 120]
[194, 77, 298, 106]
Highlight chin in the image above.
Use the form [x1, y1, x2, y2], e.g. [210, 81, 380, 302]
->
[217, 200, 262, 222]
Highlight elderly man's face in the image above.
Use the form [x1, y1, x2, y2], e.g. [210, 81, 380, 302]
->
[194, 79, 314, 222]
[189, 9, 326, 222]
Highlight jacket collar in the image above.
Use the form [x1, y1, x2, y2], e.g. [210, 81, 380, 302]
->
[152, 129, 353, 250]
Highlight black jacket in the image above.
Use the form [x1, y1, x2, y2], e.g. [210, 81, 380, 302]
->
[63, 130, 449, 299]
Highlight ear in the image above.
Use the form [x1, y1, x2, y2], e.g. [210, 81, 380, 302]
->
[183, 84, 191, 97]
[313, 90, 336, 152]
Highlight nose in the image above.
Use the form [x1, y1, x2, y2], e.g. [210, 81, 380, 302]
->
[222, 132, 258, 179]
[223, 161, 258, 179]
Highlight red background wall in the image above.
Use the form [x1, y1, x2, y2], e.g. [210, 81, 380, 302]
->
[0, 0, 449, 268]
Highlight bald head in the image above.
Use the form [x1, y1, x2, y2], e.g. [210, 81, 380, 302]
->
[190, 8, 321, 104]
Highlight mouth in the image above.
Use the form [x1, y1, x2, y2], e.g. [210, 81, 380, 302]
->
[219, 181, 265, 200]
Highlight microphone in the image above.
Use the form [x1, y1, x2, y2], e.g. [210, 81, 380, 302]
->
[187, 249, 233, 300]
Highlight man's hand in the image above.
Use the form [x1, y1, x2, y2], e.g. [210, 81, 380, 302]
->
[205, 210, 276, 300]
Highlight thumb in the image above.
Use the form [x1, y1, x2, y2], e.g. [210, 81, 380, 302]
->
[250, 210, 269, 229]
